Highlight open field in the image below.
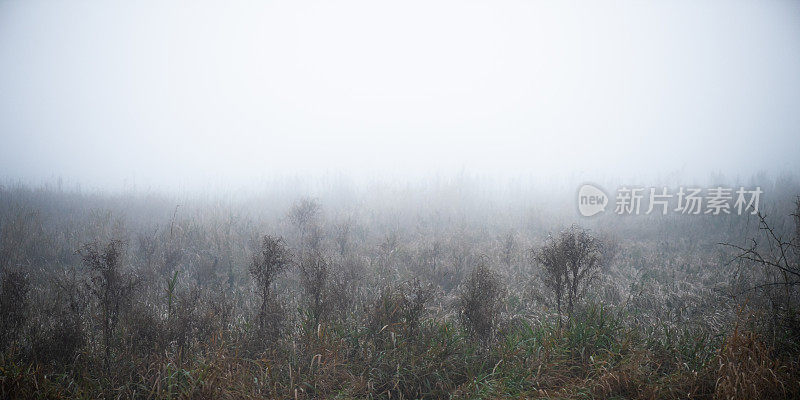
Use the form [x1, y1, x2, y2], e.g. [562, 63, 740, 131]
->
[1, 177, 799, 399]
[3, 0, 800, 398]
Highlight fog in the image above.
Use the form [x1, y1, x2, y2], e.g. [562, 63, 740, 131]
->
[6, 3, 800, 397]
[1, 0, 799, 191]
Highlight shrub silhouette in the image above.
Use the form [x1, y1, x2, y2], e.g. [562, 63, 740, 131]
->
[249, 235, 291, 339]
[723, 197, 800, 349]
[534, 225, 606, 324]
[289, 198, 321, 248]
[299, 251, 331, 326]
[458, 258, 504, 344]
[82, 239, 134, 372]
[0, 183, 798, 398]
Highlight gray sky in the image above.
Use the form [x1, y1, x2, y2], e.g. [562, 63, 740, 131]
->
[1, 0, 799, 190]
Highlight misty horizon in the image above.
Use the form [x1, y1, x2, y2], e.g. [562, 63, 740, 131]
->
[2, 0, 799, 191]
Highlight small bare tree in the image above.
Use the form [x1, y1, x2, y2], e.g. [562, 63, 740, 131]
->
[723, 198, 800, 341]
[82, 239, 134, 372]
[534, 225, 606, 324]
[250, 235, 291, 337]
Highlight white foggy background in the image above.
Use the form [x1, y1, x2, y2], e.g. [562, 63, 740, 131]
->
[1, 0, 799, 193]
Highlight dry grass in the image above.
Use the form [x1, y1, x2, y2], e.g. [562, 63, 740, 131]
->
[714, 327, 799, 400]
[1, 183, 800, 399]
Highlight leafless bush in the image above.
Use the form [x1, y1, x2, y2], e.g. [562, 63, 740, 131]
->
[3, 180, 800, 398]
[250, 235, 291, 338]
[723, 197, 800, 345]
[533, 225, 607, 324]
[82, 239, 135, 371]
[458, 258, 505, 344]
[299, 251, 360, 325]
[299, 251, 333, 325]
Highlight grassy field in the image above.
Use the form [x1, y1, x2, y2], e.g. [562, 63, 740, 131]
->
[1, 180, 799, 399]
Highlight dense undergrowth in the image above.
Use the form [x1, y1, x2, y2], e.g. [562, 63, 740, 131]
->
[2, 305, 796, 399]
[0, 181, 799, 399]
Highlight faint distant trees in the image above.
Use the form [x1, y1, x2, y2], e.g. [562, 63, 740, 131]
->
[533, 226, 607, 325]
[250, 235, 291, 338]
[289, 198, 320, 234]
[500, 232, 516, 267]
[333, 219, 351, 257]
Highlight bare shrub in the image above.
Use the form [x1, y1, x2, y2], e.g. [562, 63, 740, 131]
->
[723, 197, 800, 347]
[298, 250, 354, 325]
[4, 181, 800, 398]
[458, 258, 505, 344]
[299, 251, 331, 325]
[533, 225, 607, 324]
[250, 235, 291, 338]
[82, 239, 135, 371]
